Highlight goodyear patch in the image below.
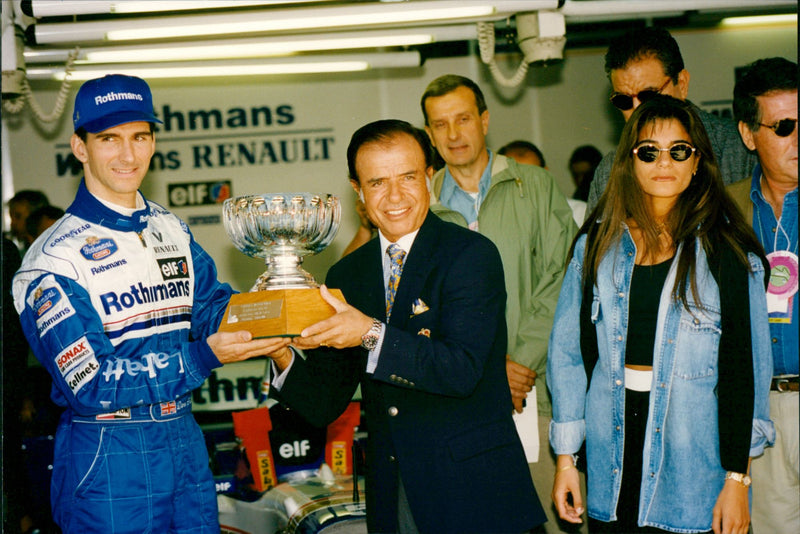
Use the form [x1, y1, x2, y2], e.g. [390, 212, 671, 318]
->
[48, 223, 90, 248]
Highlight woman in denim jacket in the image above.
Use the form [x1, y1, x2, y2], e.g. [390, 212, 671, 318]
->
[548, 96, 774, 534]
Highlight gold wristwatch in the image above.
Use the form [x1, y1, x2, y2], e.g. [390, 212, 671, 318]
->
[725, 471, 752, 487]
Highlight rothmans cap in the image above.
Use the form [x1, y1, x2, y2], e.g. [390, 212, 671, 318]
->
[73, 74, 163, 133]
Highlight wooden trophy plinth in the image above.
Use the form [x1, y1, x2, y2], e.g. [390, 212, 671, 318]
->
[217, 288, 346, 338]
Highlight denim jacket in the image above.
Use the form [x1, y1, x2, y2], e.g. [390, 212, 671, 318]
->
[547, 230, 775, 533]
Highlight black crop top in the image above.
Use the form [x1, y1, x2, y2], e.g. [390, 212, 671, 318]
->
[625, 257, 674, 367]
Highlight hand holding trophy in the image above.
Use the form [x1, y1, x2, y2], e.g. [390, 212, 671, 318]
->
[217, 193, 345, 337]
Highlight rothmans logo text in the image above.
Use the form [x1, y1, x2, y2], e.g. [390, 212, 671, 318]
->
[95, 91, 143, 105]
[99, 280, 191, 314]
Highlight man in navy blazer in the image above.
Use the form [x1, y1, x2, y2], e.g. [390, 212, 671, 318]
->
[267, 119, 545, 533]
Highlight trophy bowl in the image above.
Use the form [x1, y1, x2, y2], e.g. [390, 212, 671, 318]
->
[223, 193, 341, 291]
[219, 193, 345, 337]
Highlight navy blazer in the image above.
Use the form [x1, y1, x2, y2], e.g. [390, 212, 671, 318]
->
[273, 212, 545, 533]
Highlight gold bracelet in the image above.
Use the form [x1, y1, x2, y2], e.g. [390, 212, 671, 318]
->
[725, 471, 752, 488]
[556, 464, 577, 474]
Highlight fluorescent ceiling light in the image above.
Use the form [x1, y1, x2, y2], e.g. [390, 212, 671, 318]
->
[29, 2, 554, 44]
[87, 34, 434, 63]
[27, 0, 324, 17]
[24, 26, 477, 65]
[720, 14, 797, 26]
[560, 0, 796, 22]
[105, 6, 495, 40]
[47, 62, 369, 80]
[112, 1, 311, 14]
[25, 52, 422, 81]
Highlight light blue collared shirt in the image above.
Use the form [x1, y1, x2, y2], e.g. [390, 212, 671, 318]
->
[749, 163, 799, 376]
[438, 150, 494, 229]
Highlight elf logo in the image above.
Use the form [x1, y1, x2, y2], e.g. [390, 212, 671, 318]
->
[278, 440, 311, 459]
[157, 257, 190, 280]
[168, 180, 232, 207]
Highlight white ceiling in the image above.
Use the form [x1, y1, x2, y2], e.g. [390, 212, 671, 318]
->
[5, 0, 798, 79]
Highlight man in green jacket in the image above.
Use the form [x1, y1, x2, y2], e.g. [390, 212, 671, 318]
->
[421, 74, 579, 533]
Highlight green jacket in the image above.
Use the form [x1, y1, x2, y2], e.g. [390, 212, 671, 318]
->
[727, 175, 754, 223]
[430, 155, 578, 414]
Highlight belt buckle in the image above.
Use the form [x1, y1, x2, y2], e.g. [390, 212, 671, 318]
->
[773, 377, 800, 392]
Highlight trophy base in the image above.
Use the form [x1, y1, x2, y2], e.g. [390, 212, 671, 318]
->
[218, 288, 346, 338]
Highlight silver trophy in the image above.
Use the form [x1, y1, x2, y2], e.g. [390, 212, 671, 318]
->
[218, 193, 344, 337]
[223, 193, 341, 290]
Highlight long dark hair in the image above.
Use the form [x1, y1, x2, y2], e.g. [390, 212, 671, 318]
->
[574, 95, 763, 309]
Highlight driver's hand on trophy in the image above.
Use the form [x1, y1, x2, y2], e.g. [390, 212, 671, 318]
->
[207, 331, 291, 364]
[293, 285, 372, 350]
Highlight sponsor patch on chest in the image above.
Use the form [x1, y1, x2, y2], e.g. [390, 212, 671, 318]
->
[80, 236, 118, 261]
[157, 257, 189, 280]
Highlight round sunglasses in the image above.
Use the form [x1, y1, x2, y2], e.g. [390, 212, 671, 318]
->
[610, 79, 671, 111]
[758, 118, 797, 137]
[633, 143, 696, 163]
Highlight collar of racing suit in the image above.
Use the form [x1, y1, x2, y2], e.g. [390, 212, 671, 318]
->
[67, 179, 151, 233]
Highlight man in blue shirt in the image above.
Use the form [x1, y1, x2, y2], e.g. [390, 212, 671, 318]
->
[729, 57, 798, 534]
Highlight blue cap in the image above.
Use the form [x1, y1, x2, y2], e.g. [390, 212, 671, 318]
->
[73, 74, 163, 133]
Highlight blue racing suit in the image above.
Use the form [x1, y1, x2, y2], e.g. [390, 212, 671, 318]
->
[12, 180, 232, 534]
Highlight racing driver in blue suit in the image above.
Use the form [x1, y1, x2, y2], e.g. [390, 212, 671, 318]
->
[12, 74, 290, 534]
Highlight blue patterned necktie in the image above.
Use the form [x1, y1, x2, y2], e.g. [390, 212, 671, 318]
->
[386, 243, 406, 319]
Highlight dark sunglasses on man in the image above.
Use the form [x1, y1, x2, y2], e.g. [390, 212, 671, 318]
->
[758, 118, 797, 137]
[610, 79, 672, 111]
